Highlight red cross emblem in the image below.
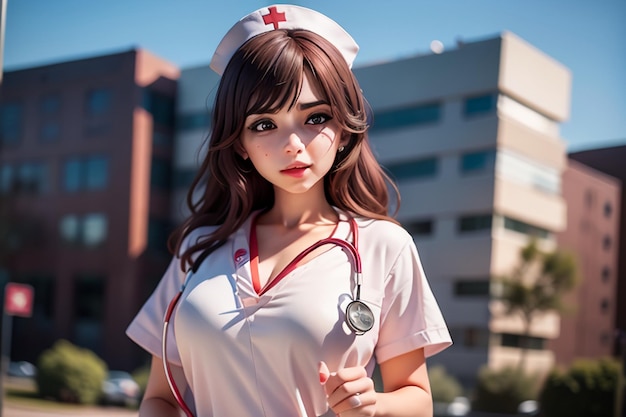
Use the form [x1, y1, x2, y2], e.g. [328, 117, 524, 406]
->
[262, 6, 286, 30]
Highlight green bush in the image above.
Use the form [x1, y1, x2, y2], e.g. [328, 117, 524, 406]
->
[429, 365, 463, 403]
[472, 366, 538, 413]
[539, 357, 621, 417]
[36, 339, 108, 405]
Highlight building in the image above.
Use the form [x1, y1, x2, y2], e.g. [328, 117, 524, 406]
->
[569, 144, 626, 355]
[550, 159, 621, 366]
[0, 49, 179, 370]
[173, 31, 572, 385]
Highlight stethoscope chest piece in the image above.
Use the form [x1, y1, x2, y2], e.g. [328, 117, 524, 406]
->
[345, 300, 374, 335]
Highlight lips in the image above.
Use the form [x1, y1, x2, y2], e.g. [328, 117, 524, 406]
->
[280, 163, 311, 177]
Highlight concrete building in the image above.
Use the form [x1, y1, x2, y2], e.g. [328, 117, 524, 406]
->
[550, 160, 620, 366]
[0, 50, 179, 370]
[172, 32, 572, 384]
[569, 144, 626, 356]
[354, 32, 571, 384]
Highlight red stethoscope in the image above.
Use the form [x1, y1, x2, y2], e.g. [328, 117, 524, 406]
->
[161, 214, 374, 416]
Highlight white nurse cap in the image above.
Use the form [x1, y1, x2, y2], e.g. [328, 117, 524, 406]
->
[210, 4, 359, 75]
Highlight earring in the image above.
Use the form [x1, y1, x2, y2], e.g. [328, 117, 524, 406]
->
[338, 146, 345, 152]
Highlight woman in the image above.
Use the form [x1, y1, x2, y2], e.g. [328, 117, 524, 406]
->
[127, 5, 452, 416]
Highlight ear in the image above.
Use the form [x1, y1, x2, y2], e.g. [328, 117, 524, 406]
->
[235, 143, 249, 160]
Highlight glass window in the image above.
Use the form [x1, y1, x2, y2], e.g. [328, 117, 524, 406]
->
[0, 102, 23, 145]
[60, 215, 80, 243]
[458, 214, 492, 233]
[0, 164, 14, 194]
[603, 235, 612, 251]
[73, 274, 104, 353]
[385, 157, 438, 182]
[454, 280, 491, 296]
[500, 333, 545, 350]
[63, 156, 109, 192]
[82, 213, 107, 247]
[85, 156, 108, 190]
[604, 202, 613, 218]
[370, 102, 441, 131]
[63, 158, 82, 192]
[464, 93, 497, 117]
[461, 150, 495, 174]
[405, 219, 434, 237]
[17, 162, 47, 194]
[496, 149, 561, 194]
[85, 88, 112, 116]
[503, 216, 551, 239]
[143, 90, 175, 126]
[602, 266, 611, 283]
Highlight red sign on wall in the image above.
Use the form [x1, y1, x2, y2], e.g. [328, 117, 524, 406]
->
[4, 283, 34, 317]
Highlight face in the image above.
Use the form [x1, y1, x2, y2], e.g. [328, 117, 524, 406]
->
[240, 72, 346, 196]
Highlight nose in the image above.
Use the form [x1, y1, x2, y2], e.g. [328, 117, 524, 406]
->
[284, 132, 305, 154]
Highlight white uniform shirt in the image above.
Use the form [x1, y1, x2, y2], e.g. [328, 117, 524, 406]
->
[127, 211, 452, 416]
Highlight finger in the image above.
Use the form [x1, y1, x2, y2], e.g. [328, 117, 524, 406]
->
[327, 377, 372, 409]
[318, 361, 331, 385]
[324, 366, 367, 396]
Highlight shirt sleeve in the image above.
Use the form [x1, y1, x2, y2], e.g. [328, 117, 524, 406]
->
[126, 255, 185, 366]
[375, 238, 452, 363]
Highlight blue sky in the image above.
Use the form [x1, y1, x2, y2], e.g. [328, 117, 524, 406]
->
[4, 0, 625, 152]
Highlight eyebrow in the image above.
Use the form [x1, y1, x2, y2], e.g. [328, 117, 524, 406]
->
[298, 100, 329, 110]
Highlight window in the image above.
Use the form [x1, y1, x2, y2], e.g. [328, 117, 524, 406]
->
[458, 214, 492, 233]
[463, 327, 489, 348]
[143, 90, 175, 126]
[385, 157, 438, 182]
[603, 235, 612, 251]
[604, 202, 613, 218]
[405, 219, 434, 237]
[2, 162, 49, 195]
[0, 102, 23, 145]
[496, 149, 561, 194]
[59, 213, 108, 247]
[499, 333, 546, 350]
[464, 93, 497, 117]
[454, 280, 491, 297]
[63, 156, 109, 192]
[370, 102, 441, 131]
[460, 150, 495, 174]
[602, 266, 611, 283]
[73, 274, 104, 353]
[85, 88, 112, 116]
[600, 298, 610, 313]
[503, 216, 550, 239]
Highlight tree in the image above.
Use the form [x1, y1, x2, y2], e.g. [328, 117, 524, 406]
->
[498, 240, 578, 370]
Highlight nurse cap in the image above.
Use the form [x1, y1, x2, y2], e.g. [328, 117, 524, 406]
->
[210, 4, 359, 75]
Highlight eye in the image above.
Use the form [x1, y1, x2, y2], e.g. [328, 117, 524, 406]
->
[249, 119, 276, 132]
[306, 113, 332, 125]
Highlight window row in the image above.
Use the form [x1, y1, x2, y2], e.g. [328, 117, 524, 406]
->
[1, 88, 176, 145]
[59, 213, 108, 247]
[383, 148, 561, 195]
[448, 327, 548, 350]
[404, 214, 552, 239]
[1, 156, 111, 195]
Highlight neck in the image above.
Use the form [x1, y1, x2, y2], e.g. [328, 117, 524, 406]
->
[261, 185, 337, 228]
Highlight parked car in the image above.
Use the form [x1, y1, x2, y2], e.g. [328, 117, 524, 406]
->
[101, 370, 141, 407]
[7, 361, 37, 378]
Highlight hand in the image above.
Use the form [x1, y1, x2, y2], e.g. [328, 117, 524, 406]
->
[318, 361, 376, 416]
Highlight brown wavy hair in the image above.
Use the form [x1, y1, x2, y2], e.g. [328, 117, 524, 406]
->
[170, 29, 400, 272]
